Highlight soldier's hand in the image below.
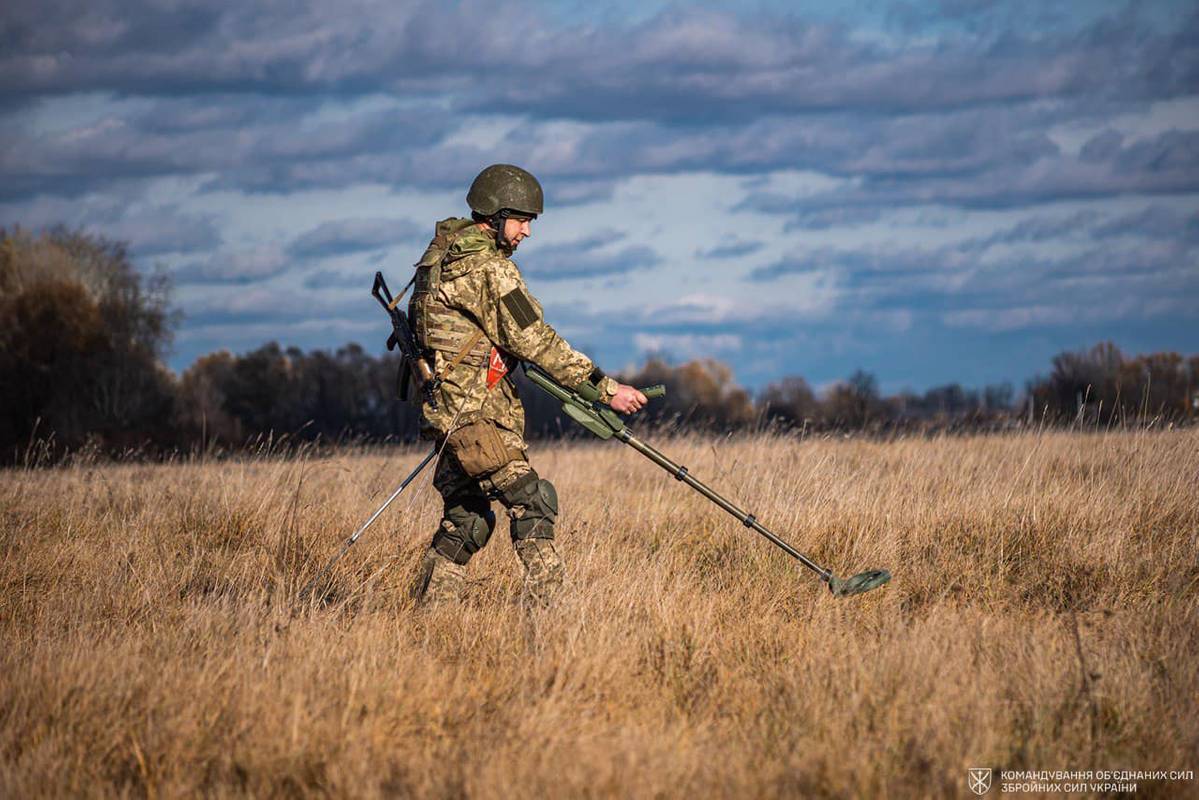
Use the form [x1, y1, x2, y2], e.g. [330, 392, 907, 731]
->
[610, 383, 648, 414]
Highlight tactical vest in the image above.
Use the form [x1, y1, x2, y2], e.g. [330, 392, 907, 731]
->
[409, 219, 494, 373]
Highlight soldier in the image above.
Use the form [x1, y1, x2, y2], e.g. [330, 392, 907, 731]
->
[410, 164, 647, 606]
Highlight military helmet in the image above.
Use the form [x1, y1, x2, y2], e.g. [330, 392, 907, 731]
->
[467, 164, 543, 218]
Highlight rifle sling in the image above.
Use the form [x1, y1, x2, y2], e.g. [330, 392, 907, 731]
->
[438, 328, 486, 377]
[387, 276, 416, 311]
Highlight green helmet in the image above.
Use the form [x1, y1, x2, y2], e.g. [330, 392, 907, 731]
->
[467, 164, 543, 218]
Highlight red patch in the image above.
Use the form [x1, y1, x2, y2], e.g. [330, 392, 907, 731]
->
[486, 347, 510, 389]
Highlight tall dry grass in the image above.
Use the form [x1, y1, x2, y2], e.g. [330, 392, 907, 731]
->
[1, 429, 1197, 798]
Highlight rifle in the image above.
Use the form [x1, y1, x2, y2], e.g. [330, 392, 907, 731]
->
[371, 271, 439, 410]
[522, 363, 891, 597]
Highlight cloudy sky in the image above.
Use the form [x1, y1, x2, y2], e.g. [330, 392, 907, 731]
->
[2, 0, 1197, 393]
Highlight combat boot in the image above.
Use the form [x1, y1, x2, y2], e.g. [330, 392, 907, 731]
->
[416, 547, 466, 607]
[513, 538, 564, 607]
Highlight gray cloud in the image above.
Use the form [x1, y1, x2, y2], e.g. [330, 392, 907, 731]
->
[746, 221, 1199, 331]
[697, 239, 766, 259]
[115, 210, 222, 257]
[286, 217, 424, 260]
[2, 4, 1195, 210]
[502, 103, 1066, 186]
[469, 8, 1199, 122]
[953, 203, 1199, 255]
[180, 283, 371, 327]
[1, 1, 1194, 117]
[303, 269, 369, 290]
[1041, 239, 1197, 284]
[750, 243, 979, 283]
[887, 0, 1122, 36]
[973, 210, 1100, 247]
[784, 208, 883, 231]
[519, 235, 659, 282]
[531, 229, 626, 252]
[540, 177, 620, 207]
[0, 96, 458, 200]
[174, 245, 289, 284]
[5, 99, 1046, 204]
[738, 127, 1199, 216]
[1091, 205, 1199, 242]
[4, 1, 1198, 388]
[0, 193, 221, 257]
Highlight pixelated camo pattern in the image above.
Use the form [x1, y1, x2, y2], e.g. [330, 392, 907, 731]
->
[417, 547, 466, 607]
[514, 538, 565, 606]
[410, 218, 611, 440]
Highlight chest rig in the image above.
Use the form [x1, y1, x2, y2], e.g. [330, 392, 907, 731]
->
[409, 219, 495, 375]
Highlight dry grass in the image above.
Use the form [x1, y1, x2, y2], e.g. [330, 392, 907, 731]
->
[2, 429, 1197, 798]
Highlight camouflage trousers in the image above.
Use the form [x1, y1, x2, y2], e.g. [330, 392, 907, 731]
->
[416, 423, 564, 606]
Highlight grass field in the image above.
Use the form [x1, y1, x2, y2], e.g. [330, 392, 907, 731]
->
[2, 429, 1197, 798]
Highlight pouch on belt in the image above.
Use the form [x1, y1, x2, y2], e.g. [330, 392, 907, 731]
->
[447, 421, 521, 477]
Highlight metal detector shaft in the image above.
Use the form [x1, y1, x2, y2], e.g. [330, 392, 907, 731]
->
[613, 429, 834, 583]
[297, 446, 438, 602]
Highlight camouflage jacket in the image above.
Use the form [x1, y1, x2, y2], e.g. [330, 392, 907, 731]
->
[409, 217, 618, 438]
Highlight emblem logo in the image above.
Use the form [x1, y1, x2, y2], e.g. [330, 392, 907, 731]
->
[968, 768, 992, 795]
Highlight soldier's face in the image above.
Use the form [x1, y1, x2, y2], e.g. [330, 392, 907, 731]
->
[502, 217, 532, 249]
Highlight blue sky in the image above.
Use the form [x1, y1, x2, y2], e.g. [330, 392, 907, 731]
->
[2, 0, 1196, 394]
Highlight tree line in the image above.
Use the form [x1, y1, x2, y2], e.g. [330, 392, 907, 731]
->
[3, 228, 1196, 463]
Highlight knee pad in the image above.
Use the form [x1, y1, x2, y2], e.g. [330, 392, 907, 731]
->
[501, 473, 558, 541]
[432, 496, 496, 564]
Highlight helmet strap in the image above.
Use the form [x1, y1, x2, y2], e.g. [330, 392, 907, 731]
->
[490, 209, 512, 252]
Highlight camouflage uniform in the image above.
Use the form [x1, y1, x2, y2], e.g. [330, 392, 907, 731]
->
[410, 217, 618, 606]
